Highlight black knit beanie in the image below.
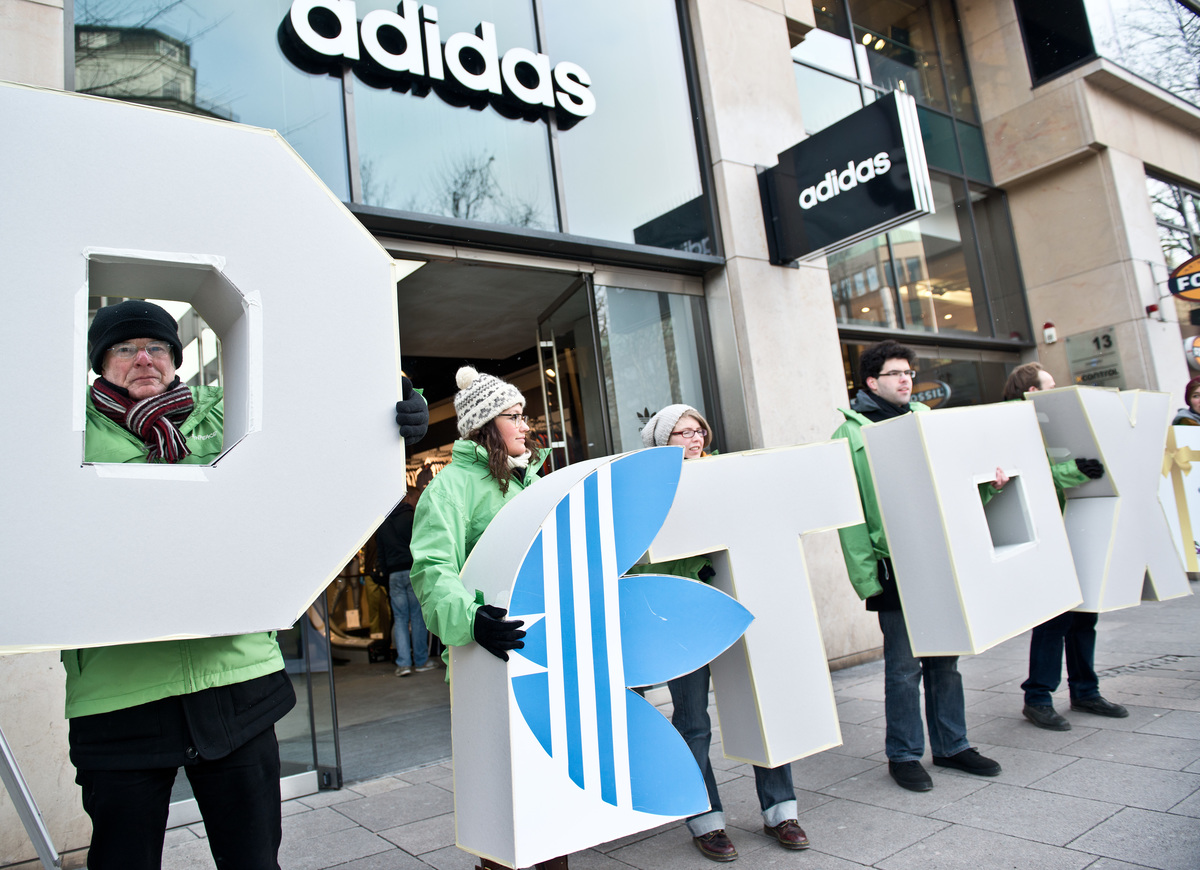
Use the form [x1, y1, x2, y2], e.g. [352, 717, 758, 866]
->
[88, 300, 185, 375]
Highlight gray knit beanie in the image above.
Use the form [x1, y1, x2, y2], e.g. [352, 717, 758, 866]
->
[454, 366, 525, 437]
[640, 404, 711, 448]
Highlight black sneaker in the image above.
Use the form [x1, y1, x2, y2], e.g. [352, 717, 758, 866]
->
[888, 760, 933, 791]
[932, 747, 1001, 776]
[1071, 696, 1129, 718]
[1023, 703, 1071, 730]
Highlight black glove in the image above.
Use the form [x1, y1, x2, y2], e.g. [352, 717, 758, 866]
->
[395, 376, 429, 447]
[1075, 458, 1105, 480]
[473, 604, 526, 661]
[697, 564, 715, 582]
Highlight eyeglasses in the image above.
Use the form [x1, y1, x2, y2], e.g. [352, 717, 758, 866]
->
[670, 428, 707, 439]
[877, 370, 917, 379]
[496, 413, 530, 425]
[108, 342, 173, 361]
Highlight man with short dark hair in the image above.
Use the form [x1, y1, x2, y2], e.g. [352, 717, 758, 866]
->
[832, 340, 1002, 792]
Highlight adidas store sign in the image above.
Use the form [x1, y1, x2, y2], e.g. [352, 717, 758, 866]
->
[281, 0, 595, 125]
[759, 91, 933, 262]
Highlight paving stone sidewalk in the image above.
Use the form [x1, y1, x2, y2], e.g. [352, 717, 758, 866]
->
[162, 590, 1200, 870]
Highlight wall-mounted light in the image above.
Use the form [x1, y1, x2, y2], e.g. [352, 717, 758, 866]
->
[874, 38, 886, 50]
[545, 368, 556, 379]
[943, 313, 952, 320]
[861, 307, 870, 313]
[862, 32, 873, 45]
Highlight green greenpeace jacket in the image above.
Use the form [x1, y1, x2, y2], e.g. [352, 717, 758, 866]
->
[626, 555, 712, 583]
[831, 402, 930, 601]
[410, 439, 547, 649]
[1050, 457, 1090, 509]
[63, 386, 284, 719]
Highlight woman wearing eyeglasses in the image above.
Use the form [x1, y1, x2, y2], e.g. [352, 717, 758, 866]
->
[627, 405, 808, 863]
[409, 367, 566, 870]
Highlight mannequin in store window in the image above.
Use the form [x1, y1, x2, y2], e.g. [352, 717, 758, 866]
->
[66, 300, 429, 870]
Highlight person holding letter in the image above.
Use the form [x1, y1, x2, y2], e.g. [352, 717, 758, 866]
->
[832, 340, 1002, 792]
[409, 366, 571, 870]
[627, 405, 807, 862]
[66, 300, 429, 870]
[1002, 363, 1126, 730]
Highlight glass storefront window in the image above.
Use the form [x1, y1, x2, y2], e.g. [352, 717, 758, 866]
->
[794, 64, 868, 134]
[594, 285, 714, 452]
[351, 0, 556, 229]
[828, 237, 900, 328]
[542, 0, 711, 250]
[841, 342, 1014, 407]
[928, 0, 979, 121]
[793, 2, 858, 78]
[74, 1, 350, 200]
[848, 0, 949, 113]
[1085, 0, 1200, 108]
[1147, 173, 1200, 332]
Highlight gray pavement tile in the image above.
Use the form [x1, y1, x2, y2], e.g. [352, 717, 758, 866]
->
[792, 798, 947, 865]
[395, 764, 455, 785]
[278, 827, 395, 870]
[962, 690, 1029, 718]
[789, 751, 880, 791]
[568, 848, 662, 869]
[163, 827, 203, 849]
[333, 783, 457, 832]
[1169, 788, 1200, 819]
[1135, 710, 1200, 739]
[387, 843, 467, 870]
[378, 811, 457, 855]
[351, 777, 416, 797]
[1069, 806, 1200, 870]
[283, 806, 363, 841]
[824, 721, 888, 759]
[1080, 860, 1171, 870]
[328, 851, 437, 869]
[283, 799, 314, 817]
[1055, 704, 1174, 733]
[1060, 728, 1200, 771]
[817, 763, 988, 815]
[1030, 757, 1200, 811]
[299, 787, 369, 808]
[593, 822, 671, 853]
[834, 697, 886, 725]
[161, 837, 218, 869]
[967, 714, 1097, 752]
[965, 743, 1077, 787]
[875, 824, 1094, 870]
[929, 782, 1118, 846]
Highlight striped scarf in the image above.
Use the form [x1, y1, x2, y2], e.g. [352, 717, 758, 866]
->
[90, 377, 195, 463]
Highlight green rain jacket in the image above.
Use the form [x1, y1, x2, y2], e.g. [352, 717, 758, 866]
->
[831, 402, 931, 601]
[63, 386, 284, 718]
[410, 439, 547, 651]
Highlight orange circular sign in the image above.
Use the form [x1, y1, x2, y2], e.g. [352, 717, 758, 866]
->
[1170, 254, 1200, 301]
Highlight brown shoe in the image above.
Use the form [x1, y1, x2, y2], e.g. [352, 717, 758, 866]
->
[763, 819, 809, 850]
[693, 829, 738, 862]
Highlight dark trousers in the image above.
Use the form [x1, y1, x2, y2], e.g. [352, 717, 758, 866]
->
[76, 726, 283, 870]
[1021, 610, 1100, 706]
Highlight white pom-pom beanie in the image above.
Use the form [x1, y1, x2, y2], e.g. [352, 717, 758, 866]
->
[640, 404, 711, 448]
[453, 366, 526, 437]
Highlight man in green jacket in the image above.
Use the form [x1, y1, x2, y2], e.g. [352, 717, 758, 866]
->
[1002, 362, 1126, 730]
[832, 340, 1001, 792]
[68, 300, 429, 870]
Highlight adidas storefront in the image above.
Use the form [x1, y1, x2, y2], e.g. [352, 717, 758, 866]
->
[9, 0, 1199, 864]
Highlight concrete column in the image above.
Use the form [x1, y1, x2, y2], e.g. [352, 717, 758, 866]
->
[686, 0, 881, 662]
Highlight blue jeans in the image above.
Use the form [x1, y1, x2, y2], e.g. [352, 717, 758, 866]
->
[877, 609, 969, 762]
[668, 664, 797, 836]
[1022, 610, 1099, 706]
[389, 570, 429, 669]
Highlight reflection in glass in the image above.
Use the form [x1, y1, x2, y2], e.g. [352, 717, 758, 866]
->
[595, 286, 712, 453]
[972, 185, 1030, 341]
[957, 121, 991, 183]
[793, 2, 858, 78]
[352, 0, 556, 228]
[74, 1, 350, 200]
[543, 0, 709, 247]
[918, 105, 960, 174]
[928, 0, 979, 121]
[842, 342, 1012, 407]
[848, 0, 948, 111]
[1147, 175, 1200, 269]
[538, 284, 607, 470]
[795, 64, 866, 134]
[828, 237, 900, 328]
[1085, 0, 1200, 107]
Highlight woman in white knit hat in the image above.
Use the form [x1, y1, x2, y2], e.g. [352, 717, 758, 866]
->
[630, 404, 809, 861]
[408, 367, 568, 870]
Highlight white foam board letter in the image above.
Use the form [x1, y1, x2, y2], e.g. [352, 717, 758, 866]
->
[0, 83, 420, 651]
[1028, 387, 1190, 610]
[642, 441, 864, 767]
[861, 402, 1082, 655]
